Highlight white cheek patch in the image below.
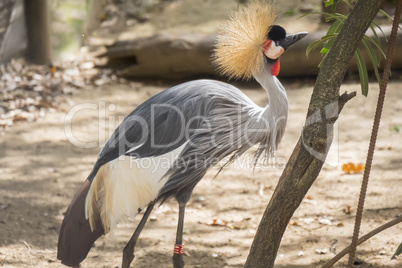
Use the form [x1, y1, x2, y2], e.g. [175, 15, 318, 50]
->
[264, 42, 285, 59]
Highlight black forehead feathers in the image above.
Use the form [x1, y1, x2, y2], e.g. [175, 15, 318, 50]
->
[268, 25, 286, 41]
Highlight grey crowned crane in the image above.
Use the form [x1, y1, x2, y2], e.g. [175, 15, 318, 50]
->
[57, 2, 307, 267]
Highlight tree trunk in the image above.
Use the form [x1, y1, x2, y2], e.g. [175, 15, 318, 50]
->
[85, 0, 107, 37]
[0, 0, 27, 62]
[245, 0, 385, 267]
[24, 0, 51, 64]
[0, 0, 15, 47]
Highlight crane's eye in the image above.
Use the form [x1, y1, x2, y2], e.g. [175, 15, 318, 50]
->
[268, 25, 286, 41]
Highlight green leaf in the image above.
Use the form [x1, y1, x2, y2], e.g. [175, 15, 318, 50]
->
[298, 11, 334, 21]
[321, 34, 339, 42]
[321, 36, 336, 56]
[355, 48, 369, 96]
[298, 11, 346, 22]
[306, 34, 338, 57]
[379, 9, 394, 21]
[297, 11, 346, 23]
[324, 0, 334, 8]
[327, 18, 343, 35]
[364, 27, 389, 77]
[306, 40, 326, 57]
[363, 35, 387, 59]
[392, 242, 402, 259]
[325, 0, 352, 12]
[320, 18, 345, 56]
[342, 0, 354, 9]
[371, 21, 388, 42]
[379, 9, 402, 31]
[320, 47, 329, 55]
[324, 12, 347, 22]
[332, 0, 339, 12]
[318, 52, 329, 68]
[369, 25, 383, 52]
[390, 125, 402, 133]
[362, 38, 382, 87]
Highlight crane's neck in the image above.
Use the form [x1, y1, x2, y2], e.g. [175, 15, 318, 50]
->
[253, 60, 289, 121]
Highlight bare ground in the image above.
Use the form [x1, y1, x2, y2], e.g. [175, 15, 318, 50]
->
[0, 79, 402, 267]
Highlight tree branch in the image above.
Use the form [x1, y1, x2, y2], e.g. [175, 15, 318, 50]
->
[323, 215, 402, 268]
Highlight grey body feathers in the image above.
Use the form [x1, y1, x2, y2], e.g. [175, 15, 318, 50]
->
[89, 79, 287, 204]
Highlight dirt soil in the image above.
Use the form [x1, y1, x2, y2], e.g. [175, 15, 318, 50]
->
[0, 79, 402, 268]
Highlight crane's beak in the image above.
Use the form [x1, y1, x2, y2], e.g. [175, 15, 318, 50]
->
[278, 32, 308, 50]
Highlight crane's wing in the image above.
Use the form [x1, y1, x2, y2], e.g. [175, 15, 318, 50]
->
[91, 79, 255, 176]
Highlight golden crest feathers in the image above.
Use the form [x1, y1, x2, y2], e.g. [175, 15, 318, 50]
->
[213, 1, 276, 80]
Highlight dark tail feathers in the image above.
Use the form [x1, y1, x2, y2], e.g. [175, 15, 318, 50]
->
[57, 180, 104, 267]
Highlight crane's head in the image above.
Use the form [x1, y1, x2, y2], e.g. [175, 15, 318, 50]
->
[213, 1, 307, 79]
[263, 25, 308, 76]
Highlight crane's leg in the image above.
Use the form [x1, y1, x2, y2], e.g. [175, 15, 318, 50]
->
[173, 203, 186, 268]
[122, 201, 155, 268]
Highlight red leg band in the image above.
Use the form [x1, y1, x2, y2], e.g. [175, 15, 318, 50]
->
[174, 244, 184, 255]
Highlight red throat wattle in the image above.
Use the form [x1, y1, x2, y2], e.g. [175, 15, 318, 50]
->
[271, 60, 280, 76]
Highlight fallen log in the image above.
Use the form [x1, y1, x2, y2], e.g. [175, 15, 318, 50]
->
[99, 33, 217, 79]
[99, 25, 402, 79]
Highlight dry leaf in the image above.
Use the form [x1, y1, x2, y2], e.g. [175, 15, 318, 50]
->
[343, 205, 352, 214]
[204, 218, 245, 230]
[376, 146, 392, 151]
[205, 218, 228, 227]
[14, 111, 36, 122]
[342, 162, 365, 174]
[0, 56, 110, 132]
[289, 221, 301, 226]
